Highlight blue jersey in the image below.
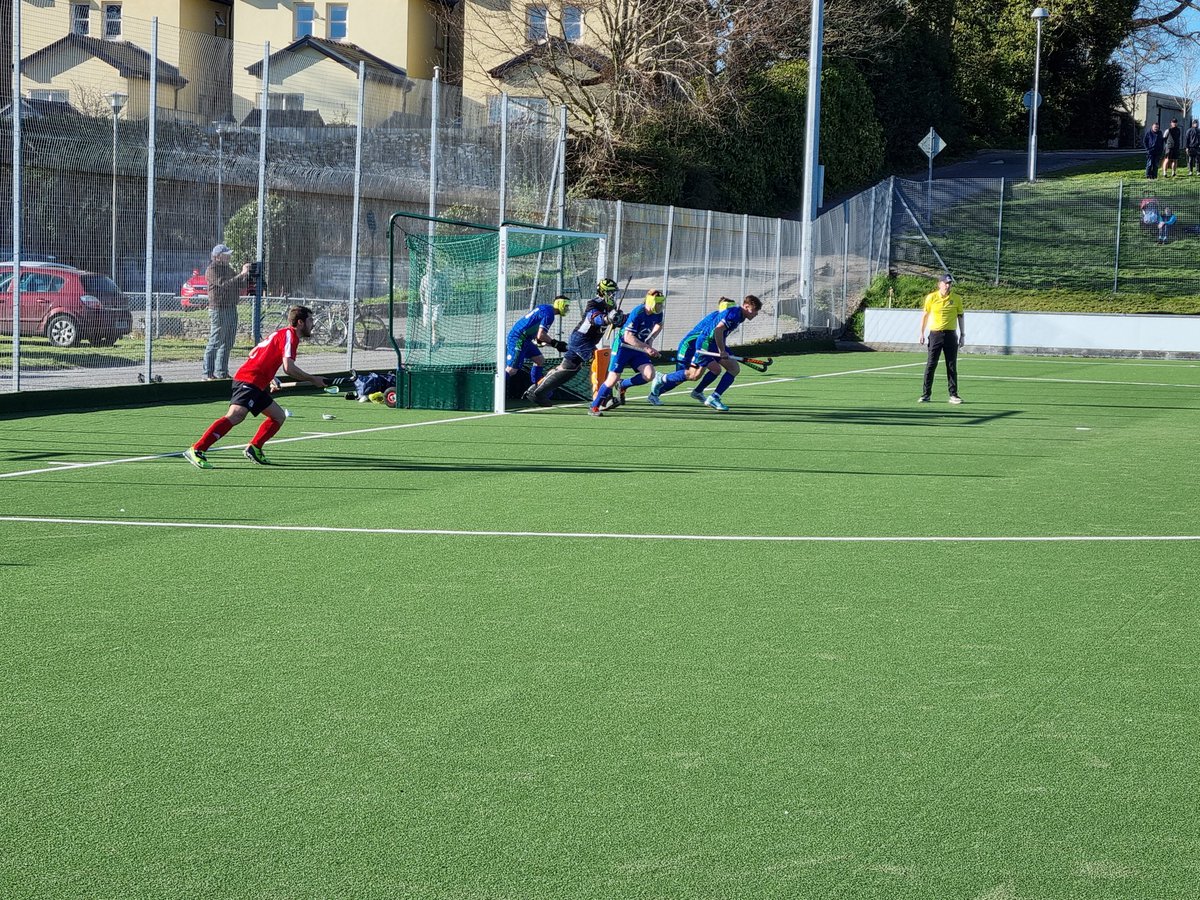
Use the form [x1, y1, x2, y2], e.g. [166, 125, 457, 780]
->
[507, 304, 556, 345]
[611, 303, 663, 352]
[683, 307, 745, 346]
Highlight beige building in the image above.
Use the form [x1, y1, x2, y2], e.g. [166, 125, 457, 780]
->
[18, 0, 455, 124]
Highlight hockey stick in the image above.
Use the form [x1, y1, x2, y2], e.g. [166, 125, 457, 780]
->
[695, 349, 774, 373]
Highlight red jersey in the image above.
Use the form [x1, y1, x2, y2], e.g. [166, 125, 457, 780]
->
[235, 326, 298, 389]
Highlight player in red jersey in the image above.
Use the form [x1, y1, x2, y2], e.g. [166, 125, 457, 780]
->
[183, 306, 327, 468]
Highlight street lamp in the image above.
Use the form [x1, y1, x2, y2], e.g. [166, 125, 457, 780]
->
[107, 90, 127, 282]
[213, 120, 226, 240]
[1027, 7, 1050, 183]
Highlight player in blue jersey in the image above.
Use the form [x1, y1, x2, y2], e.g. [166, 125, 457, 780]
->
[524, 279, 626, 406]
[505, 296, 570, 386]
[688, 297, 737, 401]
[647, 294, 762, 411]
[588, 289, 665, 416]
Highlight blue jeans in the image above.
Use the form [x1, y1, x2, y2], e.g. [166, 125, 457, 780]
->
[203, 305, 239, 377]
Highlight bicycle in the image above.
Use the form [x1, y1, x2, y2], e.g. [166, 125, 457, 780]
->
[310, 300, 392, 351]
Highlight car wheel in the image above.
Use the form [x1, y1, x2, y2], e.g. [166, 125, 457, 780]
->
[46, 314, 81, 348]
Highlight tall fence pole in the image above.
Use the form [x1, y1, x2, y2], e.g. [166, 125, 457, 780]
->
[701, 209, 712, 304]
[611, 199, 623, 281]
[556, 105, 567, 294]
[662, 206, 675, 333]
[772, 217, 783, 337]
[143, 18, 159, 381]
[867, 184, 876, 281]
[740, 213, 749, 301]
[1112, 179, 1124, 294]
[428, 65, 440, 225]
[10, 0, 22, 391]
[253, 42, 269, 344]
[347, 60, 366, 370]
[993, 178, 1005, 286]
[840, 201, 850, 329]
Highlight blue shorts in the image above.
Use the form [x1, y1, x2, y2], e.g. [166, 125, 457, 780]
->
[676, 337, 716, 370]
[505, 338, 541, 369]
[609, 346, 653, 372]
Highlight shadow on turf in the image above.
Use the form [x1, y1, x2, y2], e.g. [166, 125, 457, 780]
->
[553, 403, 1023, 427]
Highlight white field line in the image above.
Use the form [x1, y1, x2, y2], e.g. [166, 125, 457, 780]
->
[2, 515, 1199, 543]
[0, 362, 911, 480]
[872, 371, 1200, 389]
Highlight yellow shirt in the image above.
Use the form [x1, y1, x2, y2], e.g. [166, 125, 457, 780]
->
[923, 290, 964, 332]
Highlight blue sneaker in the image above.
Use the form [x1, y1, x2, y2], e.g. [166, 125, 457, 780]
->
[688, 387, 706, 403]
[704, 393, 729, 412]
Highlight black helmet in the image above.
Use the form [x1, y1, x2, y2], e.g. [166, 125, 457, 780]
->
[597, 278, 618, 297]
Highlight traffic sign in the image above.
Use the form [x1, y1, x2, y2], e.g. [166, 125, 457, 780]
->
[1022, 91, 1043, 110]
[919, 128, 946, 159]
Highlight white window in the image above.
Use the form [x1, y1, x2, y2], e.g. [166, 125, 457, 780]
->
[259, 92, 305, 111]
[563, 6, 583, 42]
[294, 3, 315, 39]
[29, 90, 71, 103]
[327, 4, 348, 40]
[489, 95, 550, 126]
[104, 3, 121, 39]
[72, 4, 90, 36]
[526, 5, 548, 42]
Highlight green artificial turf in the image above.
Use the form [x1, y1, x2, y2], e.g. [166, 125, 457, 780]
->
[1, 351, 1198, 899]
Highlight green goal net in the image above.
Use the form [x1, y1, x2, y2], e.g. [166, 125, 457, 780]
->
[390, 214, 607, 411]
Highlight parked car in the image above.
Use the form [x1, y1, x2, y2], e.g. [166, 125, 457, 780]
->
[179, 268, 254, 310]
[0, 263, 133, 347]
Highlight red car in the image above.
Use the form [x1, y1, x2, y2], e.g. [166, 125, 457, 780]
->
[180, 268, 253, 310]
[0, 263, 132, 347]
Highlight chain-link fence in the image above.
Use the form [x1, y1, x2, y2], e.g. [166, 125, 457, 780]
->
[891, 176, 1200, 296]
[3, 11, 892, 397]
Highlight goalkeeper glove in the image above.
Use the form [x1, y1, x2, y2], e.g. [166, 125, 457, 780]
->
[610, 310, 628, 328]
[552, 339, 568, 352]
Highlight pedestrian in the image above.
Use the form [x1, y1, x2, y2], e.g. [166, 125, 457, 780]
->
[184, 305, 327, 469]
[918, 273, 966, 405]
[588, 289, 664, 416]
[1185, 119, 1200, 175]
[524, 280, 625, 406]
[1144, 122, 1164, 180]
[202, 243, 250, 381]
[1163, 117, 1182, 177]
[647, 295, 763, 411]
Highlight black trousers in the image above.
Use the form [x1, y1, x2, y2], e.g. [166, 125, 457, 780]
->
[1146, 153, 1162, 178]
[923, 330, 959, 398]
[1189, 148, 1200, 172]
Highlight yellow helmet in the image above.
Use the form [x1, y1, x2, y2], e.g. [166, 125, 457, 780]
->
[644, 290, 665, 313]
[717, 297, 735, 311]
[552, 296, 570, 315]
[597, 279, 618, 297]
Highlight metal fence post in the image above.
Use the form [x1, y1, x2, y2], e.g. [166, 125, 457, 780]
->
[253, 42, 269, 344]
[740, 213, 750, 301]
[994, 178, 1005, 286]
[612, 199, 623, 281]
[347, 61, 366, 370]
[1113, 179, 1124, 294]
[840, 200, 850, 328]
[11, 0, 23, 391]
[773, 217, 783, 337]
[143, 18, 159, 381]
[428, 65, 440, 224]
[662, 206, 674, 330]
[867, 184, 876, 281]
[701, 209, 712, 304]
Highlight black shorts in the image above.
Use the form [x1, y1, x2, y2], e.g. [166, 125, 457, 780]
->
[231, 380, 275, 416]
[1166, 149, 1180, 161]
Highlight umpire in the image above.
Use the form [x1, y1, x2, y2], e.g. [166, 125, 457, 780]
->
[918, 272, 965, 404]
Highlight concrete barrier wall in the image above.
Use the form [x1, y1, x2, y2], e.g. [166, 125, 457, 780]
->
[864, 308, 1200, 358]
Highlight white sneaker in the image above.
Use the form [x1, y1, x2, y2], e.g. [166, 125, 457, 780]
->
[646, 374, 665, 406]
[704, 393, 730, 412]
[688, 388, 706, 403]
[948, 395, 963, 405]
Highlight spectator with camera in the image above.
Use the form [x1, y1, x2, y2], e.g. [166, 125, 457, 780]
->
[202, 243, 251, 381]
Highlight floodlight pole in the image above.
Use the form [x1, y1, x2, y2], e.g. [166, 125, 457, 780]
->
[1027, 7, 1050, 183]
[108, 90, 127, 282]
